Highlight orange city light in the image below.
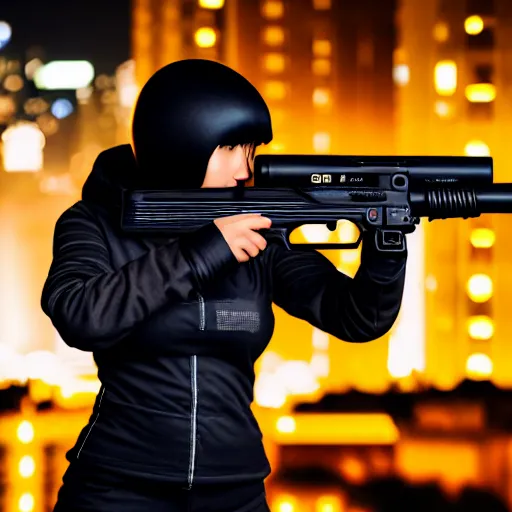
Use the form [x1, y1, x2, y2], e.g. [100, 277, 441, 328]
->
[465, 83, 496, 103]
[470, 228, 495, 249]
[194, 27, 217, 48]
[198, 0, 225, 8]
[434, 60, 457, 96]
[465, 15, 484, 35]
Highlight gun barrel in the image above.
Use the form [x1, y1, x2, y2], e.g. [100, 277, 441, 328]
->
[255, 154, 493, 187]
[410, 183, 512, 218]
[477, 183, 512, 213]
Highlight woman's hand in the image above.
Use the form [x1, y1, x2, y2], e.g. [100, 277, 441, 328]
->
[214, 214, 272, 262]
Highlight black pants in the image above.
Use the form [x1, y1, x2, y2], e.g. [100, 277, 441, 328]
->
[53, 462, 270, 512]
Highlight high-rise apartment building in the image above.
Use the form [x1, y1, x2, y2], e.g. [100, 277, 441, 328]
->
[131, 0, 397, 155]
[396, 0, 512, 388]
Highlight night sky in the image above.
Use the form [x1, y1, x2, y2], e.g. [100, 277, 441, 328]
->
[1, 0, 131, 74]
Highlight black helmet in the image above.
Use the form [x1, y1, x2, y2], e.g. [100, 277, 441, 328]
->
[131, 59, 273, 189]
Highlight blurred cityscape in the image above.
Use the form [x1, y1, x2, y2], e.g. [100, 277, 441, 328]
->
[1, 0, 512, 511]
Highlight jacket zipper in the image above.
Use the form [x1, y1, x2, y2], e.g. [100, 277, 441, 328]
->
[188, 294, 204, 488]
[77, 385, 105, 459]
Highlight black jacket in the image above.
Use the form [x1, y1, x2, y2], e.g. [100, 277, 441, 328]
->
[41, 145, 407, 486]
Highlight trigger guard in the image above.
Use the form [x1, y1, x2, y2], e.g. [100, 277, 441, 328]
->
[263, 228, 292, 250]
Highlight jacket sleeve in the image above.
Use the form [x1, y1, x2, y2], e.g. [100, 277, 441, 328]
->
[266, 236, 407, 342]
[41, 202, 237, 352]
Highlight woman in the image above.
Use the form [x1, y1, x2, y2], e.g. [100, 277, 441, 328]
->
[41, 59, 408, 511]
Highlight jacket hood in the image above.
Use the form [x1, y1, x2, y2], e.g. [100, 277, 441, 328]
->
[81, 144, 138, 214]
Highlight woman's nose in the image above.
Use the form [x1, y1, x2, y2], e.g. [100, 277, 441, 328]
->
[233, 163, 250, 181]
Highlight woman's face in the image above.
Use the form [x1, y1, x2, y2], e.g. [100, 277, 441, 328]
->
[202, 144, 255, 188]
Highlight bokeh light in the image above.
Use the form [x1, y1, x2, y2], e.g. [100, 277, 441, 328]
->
[468, 316, 494, 340]
[34, 60, 95, 90]
[0, 21, 12, 49]
[465, 83, 496, 102]
[51, 98, 74, 119]
[18, 493, 34, 512]
[465, 15, 484, 35]
[470, 228, 495, 249]
[194, 27, 217, 48]
[1, 121, 46, 172]
[199, 0, 225, 7]
[433, 21, 449, 42]
[3, 74, 24, 92]
[466, 274, 493, 303]
[466, 353, 493, 379]
[434, 60, 457, 95]
[24, 58, 44, 80]
[465, 140, 490, 156]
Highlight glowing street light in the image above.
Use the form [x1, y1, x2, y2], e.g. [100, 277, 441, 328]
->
[34, 60, 95, 90]
[0, 21, 12, 50]
[1, 121, 46, 172]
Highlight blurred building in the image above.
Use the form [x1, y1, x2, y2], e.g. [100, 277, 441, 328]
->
[131, 0, 397, 155]
[131, 0, 512, 393]
[396, 0, 512, 389]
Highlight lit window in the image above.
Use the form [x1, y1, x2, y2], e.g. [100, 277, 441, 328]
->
[466, 273, 493, 303]
[313, 0, 331, 9]
[198, 0, 225, 8]
[312, 39, 331, 57]
[312, 87, 331, 107]
[262, 26, 285, 46]
[263, 53, 285, 73]
[313, 132, 331, 153]
[18, 494, 34, 512]
[310, 354, 330, 378]
[263, 80, 287, 100]
[465, 83, 496, 103]
[433, 21, 449, 42]
[466, 353, 493, 379]
[434, 100, 455, 118]
[465, 15, 484, 35]
[194, 27, 216, 48]
[273, 495, 297, 512]
[393, 65, 409, 86]
[316, 495, 343, 512]
[261, 1, 284, 19]
[18, 456, 35, 478]
[312, 59, 331, 76]
[464, 140, 490, 156]
[468, 316, 494, 340]
[434, 60, 457, 96]
[470, 228, 495, 249]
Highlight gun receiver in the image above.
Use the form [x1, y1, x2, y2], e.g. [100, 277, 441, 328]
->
[120, 154, 512, 252]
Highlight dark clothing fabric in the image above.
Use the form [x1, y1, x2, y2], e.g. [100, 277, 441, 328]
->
[41, 144, 407, 487]
[53, 461, 269, 512]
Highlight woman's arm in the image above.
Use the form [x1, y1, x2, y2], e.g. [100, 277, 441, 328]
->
[265, 234, 407, 342]
[41, 202, 237, 352]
